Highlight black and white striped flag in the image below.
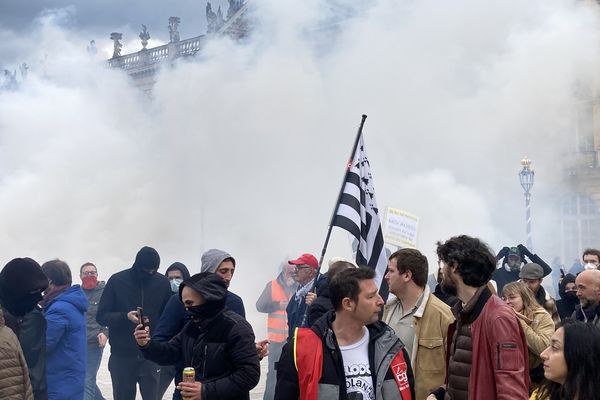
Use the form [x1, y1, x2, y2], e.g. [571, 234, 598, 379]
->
[332, 131, 388, 286]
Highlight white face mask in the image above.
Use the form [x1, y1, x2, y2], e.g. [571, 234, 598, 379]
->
[170, 278, 183, 293]
[584, 263, 598, 271]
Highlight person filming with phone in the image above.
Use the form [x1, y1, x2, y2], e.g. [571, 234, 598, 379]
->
[133, 272, 260, 400]
[96, 246, 172, 400]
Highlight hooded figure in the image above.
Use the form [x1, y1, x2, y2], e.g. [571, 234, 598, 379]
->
[132, 246, 161, 281]
[165, 262, 190, 294]
[0, 258, 47, 400]
[96, 246, 172, 400]
[0, 258, 48, 322]
[138, 272, 260, 400]
[200, 249, 235, 274]
[556, 273, 578, 320]
[200, 249, 245, 317]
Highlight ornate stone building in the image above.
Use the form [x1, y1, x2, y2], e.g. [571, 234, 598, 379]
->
[107, 0, 250, 92]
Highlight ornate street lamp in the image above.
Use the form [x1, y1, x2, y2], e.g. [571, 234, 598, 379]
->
[519, 157, 535, 250]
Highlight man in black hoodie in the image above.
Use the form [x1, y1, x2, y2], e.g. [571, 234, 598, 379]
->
[134, 272, 260, 400]
[96, 246, 172, 400]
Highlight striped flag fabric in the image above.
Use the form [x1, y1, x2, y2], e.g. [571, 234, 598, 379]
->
[332, 131, 388, 287]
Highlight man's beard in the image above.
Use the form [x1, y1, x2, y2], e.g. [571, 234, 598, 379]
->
[580, 298, 598, 310]
[441, 273, 458, 297]
[508, 261, 521, 272]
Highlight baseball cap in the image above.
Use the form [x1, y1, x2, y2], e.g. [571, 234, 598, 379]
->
[519, 263, 543, 280]
[508, 247, 521, 258]
[288, 253, 319, 269]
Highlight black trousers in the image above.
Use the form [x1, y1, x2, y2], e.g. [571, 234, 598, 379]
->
[108, 354, 160, 400]
[157, 365, 176, 400]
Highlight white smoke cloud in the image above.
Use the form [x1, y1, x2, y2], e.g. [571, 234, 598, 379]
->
[1, 0, 599, 333]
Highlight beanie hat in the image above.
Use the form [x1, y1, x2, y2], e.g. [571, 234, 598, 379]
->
[201, 249, 235, 273]
[132, 246, 160, 271]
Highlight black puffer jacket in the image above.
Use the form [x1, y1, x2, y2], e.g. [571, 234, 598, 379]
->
[140, 273, 260, 400]
[307, 276, 332, 327]
[97, 268, 171, 357]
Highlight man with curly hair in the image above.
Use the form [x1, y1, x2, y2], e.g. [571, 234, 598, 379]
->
[428, 235, 529, 400]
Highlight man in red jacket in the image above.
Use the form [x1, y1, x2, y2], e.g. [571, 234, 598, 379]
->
[428, 235, 529, 400]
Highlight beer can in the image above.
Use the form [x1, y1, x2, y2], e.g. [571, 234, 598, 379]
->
[182, 367, 195, 382]
[181, 368, 196, 400]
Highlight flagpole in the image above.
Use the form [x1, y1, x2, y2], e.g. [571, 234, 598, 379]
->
[316, 114, 367, 274]
[300, 114, 367, 325]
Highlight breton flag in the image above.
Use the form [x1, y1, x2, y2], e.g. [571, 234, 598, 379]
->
[331, 123, 388, 287]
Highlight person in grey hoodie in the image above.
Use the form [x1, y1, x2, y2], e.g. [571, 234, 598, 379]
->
[200, 249, 245, 317]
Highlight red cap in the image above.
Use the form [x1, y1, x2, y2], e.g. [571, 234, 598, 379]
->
[288, 253, 319, 269]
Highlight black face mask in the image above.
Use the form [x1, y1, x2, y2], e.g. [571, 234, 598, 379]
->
[133, 268, 157, 282]
[3, 291, 43, 317]
[186, 302, 223, 323]
[564, 291, 578, 301]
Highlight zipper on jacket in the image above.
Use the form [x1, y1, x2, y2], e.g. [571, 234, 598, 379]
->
[496, 342, 500, 369]
[202, 345, 208, 379]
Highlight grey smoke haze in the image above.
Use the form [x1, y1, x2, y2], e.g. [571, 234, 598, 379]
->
[1, 0, 599, 332]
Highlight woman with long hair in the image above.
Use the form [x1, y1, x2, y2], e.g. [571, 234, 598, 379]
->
[502, 281, 555, 387]
[533, 319, 600, 399]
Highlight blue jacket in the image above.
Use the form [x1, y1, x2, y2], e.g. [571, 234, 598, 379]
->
[286, 274, 326, 337]
[45, 285, 88, 400]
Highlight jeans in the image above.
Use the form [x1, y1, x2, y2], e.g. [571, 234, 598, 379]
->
[85, 344, 106, 400]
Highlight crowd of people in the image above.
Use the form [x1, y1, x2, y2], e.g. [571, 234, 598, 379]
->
[1, 236, 600, 400]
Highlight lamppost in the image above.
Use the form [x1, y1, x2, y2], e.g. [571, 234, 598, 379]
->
[519, 157, 535, 250]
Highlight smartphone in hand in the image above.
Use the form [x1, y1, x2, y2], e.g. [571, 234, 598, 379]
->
[137, 307, 150, 328]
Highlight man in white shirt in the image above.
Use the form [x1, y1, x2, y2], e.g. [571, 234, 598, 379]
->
[275, 266, 415, 400]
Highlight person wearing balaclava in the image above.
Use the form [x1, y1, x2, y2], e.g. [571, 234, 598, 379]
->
[152, 251, 249, 400]
[96, 246, 171, 400]
[556, 273, 578, 320]
[0, 257, 48, 400]
[134, 272, 261, 400]
[155, 261, 190, 400]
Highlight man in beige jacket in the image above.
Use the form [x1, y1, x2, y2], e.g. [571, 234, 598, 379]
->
[0, 307, 33, 400]
[384, 248, 455, 400]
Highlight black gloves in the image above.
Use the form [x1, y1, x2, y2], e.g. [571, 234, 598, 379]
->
[517, 244, 533, 258]
[497, 247, 510, 259]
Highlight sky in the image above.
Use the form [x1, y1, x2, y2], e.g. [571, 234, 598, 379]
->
[1, 0, 600, 332]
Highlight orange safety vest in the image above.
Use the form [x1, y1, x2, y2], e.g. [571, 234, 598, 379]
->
[267, 279, 291, 343]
